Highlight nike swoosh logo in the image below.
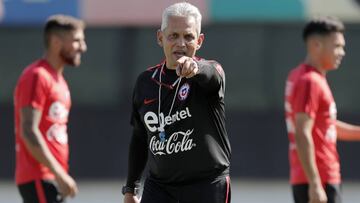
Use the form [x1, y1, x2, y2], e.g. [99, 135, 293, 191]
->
[144, 98, 157, 105]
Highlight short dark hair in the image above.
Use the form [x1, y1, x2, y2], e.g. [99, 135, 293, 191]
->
[302, 16, 344, 41]
[44, 14, 85, 48]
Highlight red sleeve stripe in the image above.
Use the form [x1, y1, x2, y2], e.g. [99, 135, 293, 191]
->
[35, 179, 47, 203]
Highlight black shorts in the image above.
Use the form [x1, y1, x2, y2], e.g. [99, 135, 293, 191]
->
[292, 183, 342, 203]
[18, 179, 64, 203]
[140, 175, 231, 203]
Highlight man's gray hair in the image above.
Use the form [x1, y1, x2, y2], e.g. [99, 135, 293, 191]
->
[161, 2, 202, 36]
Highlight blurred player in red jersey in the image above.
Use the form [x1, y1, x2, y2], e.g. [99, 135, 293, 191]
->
[14, 15, 86, 203]
[285, 16, 360, 203]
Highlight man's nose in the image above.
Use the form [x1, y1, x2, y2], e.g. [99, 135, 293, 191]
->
[80, 41, 87, 52]
[177, 37, 186, 47]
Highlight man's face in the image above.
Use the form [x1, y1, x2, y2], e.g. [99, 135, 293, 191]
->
[319, 32, 345, 70]
[157, 16, 204, 69]
[59, 29, 87, 67]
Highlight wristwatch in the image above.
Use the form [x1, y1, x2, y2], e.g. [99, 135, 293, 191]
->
[122, 186, 138, 195]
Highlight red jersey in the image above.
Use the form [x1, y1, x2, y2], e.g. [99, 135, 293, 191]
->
[284, 63, 340, 184]
[14, 59, 71, 184]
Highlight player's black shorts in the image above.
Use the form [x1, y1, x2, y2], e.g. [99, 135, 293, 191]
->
[17, 179, 64, 203]
[292, 183, 342, 203]
[140, 175, 231, 203]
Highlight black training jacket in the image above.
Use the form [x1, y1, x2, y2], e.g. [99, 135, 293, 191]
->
[126, 58, 231, 187]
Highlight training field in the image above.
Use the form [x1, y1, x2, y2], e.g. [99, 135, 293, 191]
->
[1, 179, 359, 202]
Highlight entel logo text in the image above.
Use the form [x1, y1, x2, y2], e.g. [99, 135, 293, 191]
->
[144, 107, 192, 132]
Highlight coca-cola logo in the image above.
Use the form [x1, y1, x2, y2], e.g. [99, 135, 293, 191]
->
[149, 129, 196, 155]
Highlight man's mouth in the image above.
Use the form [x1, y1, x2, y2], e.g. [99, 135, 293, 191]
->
[173, 51, 186, 58]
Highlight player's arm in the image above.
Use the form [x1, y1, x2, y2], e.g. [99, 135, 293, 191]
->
[294, 113, 327, 203]
[336, 120, 360, 141]
[194, 60, 223, 90]
[176, 56, 224, 92]
[124, 128, 147, 203]
[20, 107, 78, 197]
[124, 87, 148, 203]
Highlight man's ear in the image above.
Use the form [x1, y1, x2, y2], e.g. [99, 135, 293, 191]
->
[157, 29, 163, 47]
[196, 33, 205, 50]
[48, 34, 62, 51]
[309, 36, 324, 52]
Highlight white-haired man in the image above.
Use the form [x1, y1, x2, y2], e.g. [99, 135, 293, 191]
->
[123, 2, 231, 203]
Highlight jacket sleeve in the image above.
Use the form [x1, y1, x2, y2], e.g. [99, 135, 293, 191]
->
[125, 80, 148, 188]
[194, 59, 225, 99]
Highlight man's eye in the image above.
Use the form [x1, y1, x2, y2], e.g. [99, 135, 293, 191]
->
[185, 35, 194, 41]
[169, 34, 178, 39]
